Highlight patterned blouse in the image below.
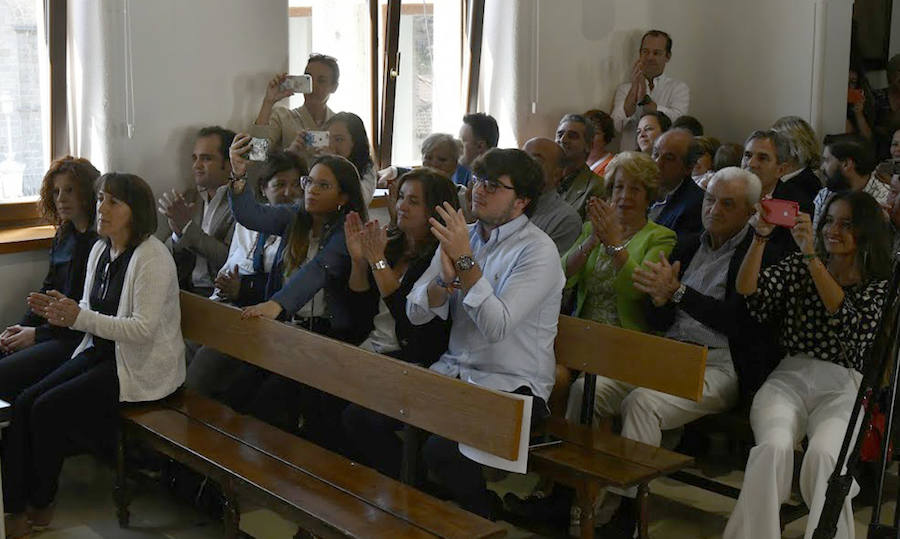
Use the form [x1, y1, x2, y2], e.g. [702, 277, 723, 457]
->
[747, 252, 888, 372]
[580, 250, 621, 326]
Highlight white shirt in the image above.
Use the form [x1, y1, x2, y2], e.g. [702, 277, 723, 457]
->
[611, 73, 690, 151]
[209, 222, 282, 301]
[407, 215, 564, 402]
[812, 174, 892, 228]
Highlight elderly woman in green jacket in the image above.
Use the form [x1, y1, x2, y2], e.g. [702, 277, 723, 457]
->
[559, 151, 676, 420]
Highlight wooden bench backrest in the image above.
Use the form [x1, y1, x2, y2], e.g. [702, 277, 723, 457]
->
[180, 292, 525, 460]
[555, 315, 707, 402]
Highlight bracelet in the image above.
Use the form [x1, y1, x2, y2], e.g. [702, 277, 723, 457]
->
[371, 259, 389, 271]
[802, 252, 818, 263]
[753, 230, 772, 241]
[435, 276, 460, 291]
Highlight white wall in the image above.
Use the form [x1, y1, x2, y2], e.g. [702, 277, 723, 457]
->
[69, 0, 289, 218]
[482, 0, 852, 149]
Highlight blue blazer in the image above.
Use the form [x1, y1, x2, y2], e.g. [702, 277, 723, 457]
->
[230, 188, 374, 344]
[653, 177, 705, 244]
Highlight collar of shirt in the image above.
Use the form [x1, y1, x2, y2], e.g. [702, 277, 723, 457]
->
[780, 168, 804, 182]
[472, 214, 530, 249]
[650, 176, 686, 210]
[700, 224, 750, 253]
[648, 73, 670, 92]
[588, 153, 613, 171]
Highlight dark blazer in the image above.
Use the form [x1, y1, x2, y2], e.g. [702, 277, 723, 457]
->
[349, 254, 451, 368]
[647, 229, 784, 401]
[20, 226, 98, 344]
[230, 188, 374, 344]
[653, 177, 705, 245]
[783, 167, 822, 203]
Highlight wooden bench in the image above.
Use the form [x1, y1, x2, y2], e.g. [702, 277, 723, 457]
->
[530, 315, 707, 539]
[0, 398, 10, 539]
[116, 292, 524, 538]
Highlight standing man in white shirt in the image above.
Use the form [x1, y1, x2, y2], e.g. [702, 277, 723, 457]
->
[611, 30, 690, 152]
[406, 148, 565, 519]
[159, 126, 236, 297]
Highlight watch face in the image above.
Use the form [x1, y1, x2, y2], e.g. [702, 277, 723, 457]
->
[455, 255, 475, 271]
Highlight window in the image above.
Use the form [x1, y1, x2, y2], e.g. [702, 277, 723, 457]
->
[288, 0, 464, 168]
[0, 0, 49, 202]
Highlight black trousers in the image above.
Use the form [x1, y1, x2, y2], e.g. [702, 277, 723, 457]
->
[348, 385, 548, 519]
[2, 347, 119, 513]
[0, 338, 79, 403]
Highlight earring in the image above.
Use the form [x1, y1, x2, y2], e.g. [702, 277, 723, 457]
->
[337, 203, 344, 213]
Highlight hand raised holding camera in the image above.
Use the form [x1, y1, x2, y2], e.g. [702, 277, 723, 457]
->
[230, 134, 252, 178]
[263, 73, 294, 105]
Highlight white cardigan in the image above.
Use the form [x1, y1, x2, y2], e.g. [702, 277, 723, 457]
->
[71, 236, 185, 402]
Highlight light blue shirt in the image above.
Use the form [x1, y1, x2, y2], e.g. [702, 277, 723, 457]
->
[406, 214, 564, 401]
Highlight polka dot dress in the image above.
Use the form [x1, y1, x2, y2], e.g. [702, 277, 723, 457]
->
[747, 252, 889, 372]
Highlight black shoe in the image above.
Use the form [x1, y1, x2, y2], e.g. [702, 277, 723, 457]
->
[597, 497, 637, 539]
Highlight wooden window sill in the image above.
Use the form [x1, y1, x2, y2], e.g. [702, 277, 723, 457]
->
[0, 224, 55, 255]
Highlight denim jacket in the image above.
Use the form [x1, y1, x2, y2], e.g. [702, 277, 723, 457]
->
[230, 187, 374, 344]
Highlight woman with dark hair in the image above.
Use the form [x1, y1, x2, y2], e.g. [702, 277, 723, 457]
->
[3, 173, 184, 537]
[224, 135, 374, 443]
[340, 168, 459, 476]
[725, 191, 892, 539]
[210, 150, 306, 307]
[636, 110, 671, 153]
[289, 111, 376, 205]
[0, 157, 100, 403]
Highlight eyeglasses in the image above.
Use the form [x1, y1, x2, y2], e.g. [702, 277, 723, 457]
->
[471, 175, 516, 194]
[300, 176, 334, 192]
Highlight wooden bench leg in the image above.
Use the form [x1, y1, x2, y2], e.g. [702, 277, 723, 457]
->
[576, 481, 599, 539]
[222, 488, 240, 539]
[114, 427, 130, 528]
[637, 482, 650, 539]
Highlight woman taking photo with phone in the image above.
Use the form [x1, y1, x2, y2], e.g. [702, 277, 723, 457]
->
[3, 173, 184, 538]
[223, 134, 373, 445]
[724, 191, 891, 539]
[288, 111, 376, 205]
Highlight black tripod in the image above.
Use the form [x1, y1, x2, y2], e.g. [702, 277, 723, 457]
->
[813, 256, 900, 539]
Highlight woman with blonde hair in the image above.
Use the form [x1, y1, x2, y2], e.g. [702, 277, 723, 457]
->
[562, 152, 677, 427]
[772, 115, 823, 201]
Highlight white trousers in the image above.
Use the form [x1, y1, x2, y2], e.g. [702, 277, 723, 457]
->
[724, 354, 862, 539]
[565, 348, 738, 496]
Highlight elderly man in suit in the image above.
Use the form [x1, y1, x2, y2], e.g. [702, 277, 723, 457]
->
[159, 126, 236, 296]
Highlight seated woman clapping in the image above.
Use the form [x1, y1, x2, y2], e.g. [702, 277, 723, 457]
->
[0, 157, 100, 404]
[340, 168, 459, 477]
[724, 191, 892, 539]
[3, 173, 184, 537]
[560, 151, 676, 420]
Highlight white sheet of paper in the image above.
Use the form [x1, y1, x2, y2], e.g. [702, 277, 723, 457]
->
[459, 392, 532, 474]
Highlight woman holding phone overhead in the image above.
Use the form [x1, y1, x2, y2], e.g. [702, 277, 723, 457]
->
[3, 173, 184, 538]
[724, 191, 892, 539]
[224, 134, 374, 445]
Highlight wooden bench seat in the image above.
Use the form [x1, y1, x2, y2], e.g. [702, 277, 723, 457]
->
[530, 315, 707, 539]
[118, 292, 518, 538]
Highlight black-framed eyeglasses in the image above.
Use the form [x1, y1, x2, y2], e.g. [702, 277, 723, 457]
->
[471, 175, 516, 194]
[300, 176, 334, 191]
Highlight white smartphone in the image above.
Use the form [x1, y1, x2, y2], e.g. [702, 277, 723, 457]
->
[248, 137, 269, 161]
[304, 131, 330, 149]
[281, 74, 313, 94]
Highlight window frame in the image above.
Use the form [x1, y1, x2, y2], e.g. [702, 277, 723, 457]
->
[0, 0, 68, 235]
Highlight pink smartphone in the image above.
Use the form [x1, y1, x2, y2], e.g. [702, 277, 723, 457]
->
[761, 198, 799, 227]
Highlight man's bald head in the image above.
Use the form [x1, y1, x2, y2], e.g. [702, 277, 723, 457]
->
[523, 137, 565, 191]
[652, 129, 693, 191]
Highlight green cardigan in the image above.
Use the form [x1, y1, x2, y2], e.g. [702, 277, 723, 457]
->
[562, 219, 676, 331]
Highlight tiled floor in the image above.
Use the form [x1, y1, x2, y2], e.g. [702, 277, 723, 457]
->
[24, 454, 897, 538]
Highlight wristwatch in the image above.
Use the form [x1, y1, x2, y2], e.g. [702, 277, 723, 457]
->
[637, 94, 652, 106]
[604, 243, 626, 257]
[455, 255, 476, 271]
[371, 259, 389, 271]
[229, 173, 247, 195]
[671, 283, 687, 304]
